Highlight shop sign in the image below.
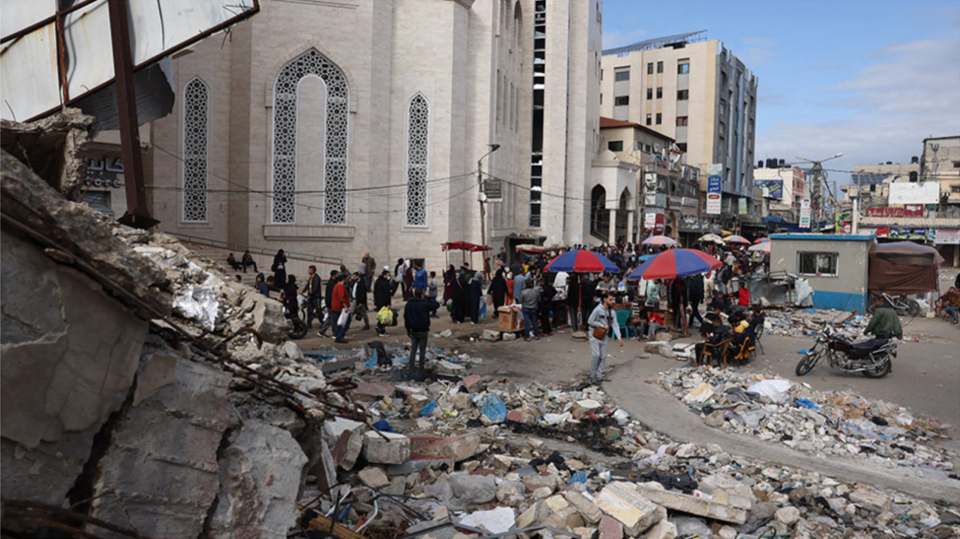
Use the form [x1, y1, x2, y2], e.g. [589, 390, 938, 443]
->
[667, 196, 684, 209]
[678, 216, 711, 233]
[706, 163, 722, 215]
[681, 196, 698, 207]
[934, 229, 960, 245]
[738, 198, 747, 215]
[800, 199, 811, 229]
[644, 212, 665, 234]
[864, 205, 923, 218]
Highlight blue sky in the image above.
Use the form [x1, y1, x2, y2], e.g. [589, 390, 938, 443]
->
[602, 0, 960, 185]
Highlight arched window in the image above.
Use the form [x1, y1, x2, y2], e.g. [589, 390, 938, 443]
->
[406, 94, 429, 227]
[182, 77, 209, 223]
[272, 49, 349, 224]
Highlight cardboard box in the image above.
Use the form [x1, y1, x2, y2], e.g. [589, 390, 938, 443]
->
[498, 306, 523, 332]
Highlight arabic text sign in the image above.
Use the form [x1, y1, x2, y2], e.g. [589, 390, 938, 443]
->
[799, 199, 811, 229]
[754, 179, 783, 199]
[706, 163, 721, 215]
[864, 205, 923, 218]
[888, 182, 940, 205]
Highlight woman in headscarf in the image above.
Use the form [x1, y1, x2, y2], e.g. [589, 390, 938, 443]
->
[255, 272, 270, 298]
[442, 264, 456, 304]
[488, 269, 507, 312]
[539, 275, 556, 336]
[272, 249, 287, 289]
[469, 273, 483, 324]
[402, 259, 414, 301]
[451, 269, 468, 323]
[281, 274, 299, 317]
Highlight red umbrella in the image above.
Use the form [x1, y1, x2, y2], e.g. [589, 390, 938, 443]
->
[545, 249, 620, 273]
[753, 237, 769, 244]
[724, 235, 751, 245]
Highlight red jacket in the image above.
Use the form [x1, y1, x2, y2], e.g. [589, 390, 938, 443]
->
[332, 282, 350, 311]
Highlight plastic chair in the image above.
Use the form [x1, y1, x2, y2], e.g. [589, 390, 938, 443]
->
[698, 337, 733, 367]
[615, 309, 631, 339]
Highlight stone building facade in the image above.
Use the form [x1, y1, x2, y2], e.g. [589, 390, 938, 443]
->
[142, 0, 602, 270]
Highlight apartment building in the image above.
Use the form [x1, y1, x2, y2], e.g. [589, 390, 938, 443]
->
[600, 30, 758, 229]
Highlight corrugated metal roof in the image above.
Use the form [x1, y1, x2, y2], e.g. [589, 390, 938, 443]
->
[859, 217, 960, 227]
[602, 30, 707, 56]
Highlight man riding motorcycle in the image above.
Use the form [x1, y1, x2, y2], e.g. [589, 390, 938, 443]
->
[864, 295, 903, 339]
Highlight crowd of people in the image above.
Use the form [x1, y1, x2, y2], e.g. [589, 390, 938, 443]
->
[227, 238, 775, 375]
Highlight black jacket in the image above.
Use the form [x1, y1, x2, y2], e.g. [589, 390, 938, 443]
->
[374, 277, 392, 309]
[324, 279, 337, 309]
[707, 324, 731, 345]
[685, 274, 704, 303]
[581, 278, 596, 309]
[404, 297, 440, 331]
[488, 274, 507, 302]
[304, 273, 322, 299]
[352, 278, 368, 306]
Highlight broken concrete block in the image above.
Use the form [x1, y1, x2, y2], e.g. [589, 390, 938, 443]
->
[502, 332, 518, 341]
[408, 394, 432, 415]
[543, 506, 584, 530]
[450, 474, 497, 505]
[359, 466, 390, 488]
[497, 481, 526, 507]
[523, 473, 558, 493]
[87, 358, 236, 539]
[572, 399, 603, 419]
[436, 360, 466, 376]
[849, 488, 891, 513]
[459, 506, 516, 534]
[775, 506, 800, 525]
[364, 431, 410, 464]
[133, 352, 178, 406]
[482, 329, 501, 341]
[565, 490, 603, 524]
[209, 420, 308, 539]
[594, 482, 661, 536]
[333, 430, 363, 470]
[412, 433, 481, 462]
[544, 494, 570, 513]
[598, 515, 623, 539]
[573, 527, 599, 539]
[635, 483, 747, 525]
[644, 519, 677, 539]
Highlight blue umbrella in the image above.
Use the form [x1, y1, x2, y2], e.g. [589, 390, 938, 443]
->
[545, 249, 620, 273]
[628, 249, 722, 280]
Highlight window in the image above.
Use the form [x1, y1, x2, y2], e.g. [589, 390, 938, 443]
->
[646, 62, 654, 74]
[656, 61, 663, 73]
[599, 94, 602, 104]
[953, 161, 960, 168]
[676, 116, 688, 126]
[677, 89, 689, 100]
[272, 49, 350, 224]
[655, 113, 662, 125]
[645, 114, 652, 126]
[600, 69, 603, 80]
[951, 185, 960, 193]
[607, 140, 623, 152]
[798, 252, 839, 277]
[614, 96, 629, 106]
[182, 77, 208, 223]
[405, 94, 429, 226]
[615, 69, 630, 81]
[678, 62, 690, 74]
[646, 88, 653, 99]
[656, 87, 662, 99]
[645, 144, 652, 152]
[676, 143, 687, 152]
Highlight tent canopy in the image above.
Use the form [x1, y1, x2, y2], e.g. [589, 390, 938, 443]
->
[441, 241, 491, 252]
[870, 241, 944, 265]
[516, 245, 566, 254]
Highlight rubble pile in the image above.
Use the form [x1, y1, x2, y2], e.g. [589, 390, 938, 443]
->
[294, 361, 958, 539]
[660, 367, 953, 470]
[760, 308, 922, 342]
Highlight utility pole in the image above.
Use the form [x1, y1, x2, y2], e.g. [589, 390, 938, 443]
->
[477, 144, 500, 248]
[796, 153, 843, 230]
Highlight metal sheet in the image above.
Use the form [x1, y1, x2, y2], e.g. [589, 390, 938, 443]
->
[0, 0, 259, 123]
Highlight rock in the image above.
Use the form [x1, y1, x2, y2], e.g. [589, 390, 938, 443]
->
[282, 340, 303, 360]
[483, 329, 501, 341]
[413, 433, 481, 462]
[450, 474, 497, 505]
[717, 526, 737, 539]
[594, 482, 662, 535]
[324, 418, 366, 441]
[436, 361, 465, 376]
[849, 488, 891, 513]
[675, 443, 697, 458]
[332, 430, 363, 470]
[877, 511, 895, 526]
[364, 431, 410, 464]
[775, 506, 800, 525]
[572, 399, 603, 419]
[132, 351, 178, 406]
[496, 481, 525, 506]
[359, 467, 390, 489]
[599, 515, 623, 539]
[751, 501, 778, 520]
[704, 410, 726, 428]
[565, 490, 603, 524]
[86, 358, 236, 539]
[209, 420, 308, 539]
[251, 294, 287, 343]
[533, 486, 553, 499]
[502, 332, 518, 341]
[644, 519, 677, 539]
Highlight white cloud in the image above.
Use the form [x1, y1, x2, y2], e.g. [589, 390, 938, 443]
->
[738, 47, 775, 66]
[603, 28, 648, 50]
[757, 36, 960, 181]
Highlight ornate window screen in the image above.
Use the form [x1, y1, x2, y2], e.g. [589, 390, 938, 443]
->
[406, 94, 429, 226]
[272, 49, 350, 224]
[182, 77, 209, 222]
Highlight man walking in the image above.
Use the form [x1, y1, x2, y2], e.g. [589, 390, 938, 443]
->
[587, 292, 622, 385]
[302, 265, 323, 327]
[413, 260, 428, 292]
[318, 269, 340, 338]
[513, 270, 527, 305]
[686, 273, 705, 327]
[520, 283, 541, 341]
[331, 274, 352, 343]
[362, 252, 376, 287]
[404, 289, 440, 371]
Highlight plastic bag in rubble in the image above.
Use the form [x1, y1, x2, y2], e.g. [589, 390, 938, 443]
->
[633, 444, 669, 470]
[173, 285, 219, 331]
[794, 278, 814, 307]
[480, 395, 507, 423]
[747, 379, 791, 403]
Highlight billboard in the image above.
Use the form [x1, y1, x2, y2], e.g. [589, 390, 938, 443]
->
[754, 179, 784, 199]
[738, 198, 747, 215]
[0, 0, 260, 123]
[799, 199, 811, 229]
[888, 182, 940, 205]
[706, 164, 722, 214]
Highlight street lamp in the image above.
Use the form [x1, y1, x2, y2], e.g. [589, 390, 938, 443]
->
[477, 144, 501, 248]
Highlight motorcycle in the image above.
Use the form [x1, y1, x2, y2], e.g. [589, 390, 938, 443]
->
[795, 322, 897, 378]
[284, 294, 309, 340]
